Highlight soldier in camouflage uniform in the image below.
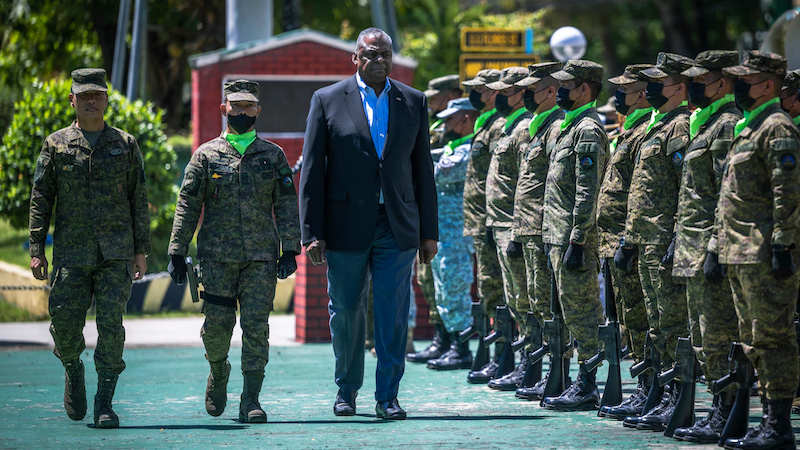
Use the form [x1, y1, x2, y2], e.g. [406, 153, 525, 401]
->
[459, 69, 508, 384]
[615, 52, 694, 431]
[484, 67, 534, 391]
[509, 62, 565, 401]
[29, 69, 150, 428]
[712, 52, 800, 450]
[425, 98, 479, 371]
[780, 69, 800, 127]
[540, 60, 607, 412]
[425, 74, 464, 148]
[597, 64, 655, 420]
[168, 80, 301, 423]
[667, 51, 743, 444]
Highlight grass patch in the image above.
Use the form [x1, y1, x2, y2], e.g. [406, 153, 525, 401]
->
[0, 298, 47, 322]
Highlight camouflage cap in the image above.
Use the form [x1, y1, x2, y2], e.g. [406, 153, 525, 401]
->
[71, 68, 108, 94]
[784, 69, 800, 91]
[551, 60, 604, 85]
[642, 52, 695, 79]
[462, 69, 502, 87]
[436, 97, 478, 119]
[608, 64, 655, 85]
[424, 74, 461, 97]
[723, 50, 787, 77]
[485, 66, 530, 90]
[516, 62, 563, 88]
[681, 50, 740, 77]
[224, 79, 259, 102]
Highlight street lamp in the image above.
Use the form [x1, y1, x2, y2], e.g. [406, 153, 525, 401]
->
[550, 26, 587, 62]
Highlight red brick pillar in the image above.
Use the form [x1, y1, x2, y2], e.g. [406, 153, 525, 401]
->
[294, 251, 331, 343]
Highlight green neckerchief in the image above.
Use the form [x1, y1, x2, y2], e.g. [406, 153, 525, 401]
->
[503, 107, 528, 132]
[528, 105, 560, 138]
[474, 109, 497, 134]
[647, 101, 689, 133]
[735, 97, 780, 138]
[430, 118, 444, 133]
[560, 100, 596, 132]
[443, 133, 474, 157]
[623, 107, 653, 131]
[690, 95, 735, 139]
[609, 136, 619, 153]
[225, 129, 256, 155]
[793, 115, 800, 127]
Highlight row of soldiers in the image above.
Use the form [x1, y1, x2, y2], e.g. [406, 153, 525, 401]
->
[408, 50, 800, 450]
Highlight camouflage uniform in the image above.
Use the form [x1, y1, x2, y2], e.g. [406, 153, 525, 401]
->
[712, 53, 800, 401]
[30, 70, 150, 376]
[463, 69, 505, 319]
[598, 65, 655, 363]
[782, 70, 800, 128]
[673, 51, 742, 388]
[542, 61, 608, 362]
[169, 88, 300, 375]
[624, 53, 694, 368]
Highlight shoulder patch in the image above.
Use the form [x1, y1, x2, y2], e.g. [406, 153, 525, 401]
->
[780, 153, 797, 171]
[672, 151, 684, 167]
[580, 155, 594, 169]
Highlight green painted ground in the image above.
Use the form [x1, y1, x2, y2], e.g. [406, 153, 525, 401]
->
[0, 342, 781, 449]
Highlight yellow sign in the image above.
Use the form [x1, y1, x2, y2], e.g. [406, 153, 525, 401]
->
[459, 53, 543, 83]
[460, 28, 526, 53]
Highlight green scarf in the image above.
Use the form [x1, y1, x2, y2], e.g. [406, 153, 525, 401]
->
[735, 97, 780, 138]
[503, 107, 528, 132]
[225, 130, 256, 155]
[793, 115, 800, 127]
[443, 133, 474, 157]
[647, 101, 688, 133]
[528, 105, 560, 138]
[690, 95, 734, 139]
[430, 118, 444, 133]
[474, 109, 497, 134]
[560, 100, 596, 132]
[623, 107, 653, 131]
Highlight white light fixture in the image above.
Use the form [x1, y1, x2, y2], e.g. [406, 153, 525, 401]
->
[550, 26, 587, 62]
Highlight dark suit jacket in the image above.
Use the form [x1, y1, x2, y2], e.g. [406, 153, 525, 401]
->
[299, 75, 438, 251]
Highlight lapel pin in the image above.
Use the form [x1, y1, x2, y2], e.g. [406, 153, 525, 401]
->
[396, 97, 401, 101]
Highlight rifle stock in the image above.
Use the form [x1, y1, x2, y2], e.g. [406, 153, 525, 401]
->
[714, 342, 754, 445]
[459, 301, 490, 371]
[587, 258, 626, 409]
[482, 306, 515, 378]
[540, 269, 571, 404]
[663, 337, 697, 437]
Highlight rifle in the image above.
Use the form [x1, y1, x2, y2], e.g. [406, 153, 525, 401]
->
[656, 337, 697, 437]
[712, 342, 754, 445]
[185, 257, 200, 303]
[459, 301, 491, 371]
[512, 311, 543, 388]
[630, 333, 664, 414]
[482, 305, 516, 379]
[585, 258, 629, 410]
[538, 269, 573, 404]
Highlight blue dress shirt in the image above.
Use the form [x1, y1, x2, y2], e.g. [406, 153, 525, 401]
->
[356, 73, 391, 159]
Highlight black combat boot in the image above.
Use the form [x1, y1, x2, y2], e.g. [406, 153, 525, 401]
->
[724, 396, 768, 449]
[205, 359, 231, 416]
[542, 363, 600, 411]
[94, 373, 119, 428]
[675, 390, 733, 443]
[406, 323, 450, 363]
[427, 333, 473, 370]
[63, 359, 86, 421]
[239, 372, 267, 423]
[467, 342, 502, 384]
[637, 381, 679, 431]
[732, 398, 795, 450]
[600, 375, 648, 419]
[488, 351, 528, 391]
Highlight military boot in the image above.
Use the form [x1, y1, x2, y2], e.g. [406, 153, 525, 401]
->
[467, 342, 502, 384]
[676, 390, 733, 443]
[427, 333, 473, 370]
[63, 359, 86, 421]
[732, 398, 795, 450]
[602, 375, 649, 420]
[239, 372, 267, 423]
[637, 381, 679, 431]
[723, 396, 768, 449]
[93, 373, 119, 428]
[488, 351, 527, 391]
[205, 359, 231, 416]
[542, 363, 600, 411]
[406, 323, 450, 363]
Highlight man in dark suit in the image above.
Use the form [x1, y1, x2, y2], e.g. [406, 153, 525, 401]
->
[298, 28, 438, 420]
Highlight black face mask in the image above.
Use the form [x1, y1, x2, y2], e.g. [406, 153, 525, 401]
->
[495, 94, 513, 117]
[614, 90, 631, 115]
[645, 82, 670, 110]
[556, 86, 577, 111]
[227, 113, 257, 134]
[469, 90, 486, 111]
[734, 79, 763, 112]
[523, 89, 540, 112]
[688, 81, 714, 109]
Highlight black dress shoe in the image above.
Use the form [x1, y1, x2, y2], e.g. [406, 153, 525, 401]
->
[334, 390, 356, 416]
[376, 398, 406, 420]
[468, 359, 499, 384]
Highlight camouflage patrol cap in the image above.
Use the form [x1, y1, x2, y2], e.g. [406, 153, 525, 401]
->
[436, 97, 478, 119]
[681, 50, 740, 77]
[608, 64, 655, 85]
[71, 68, 108, 94]
[515, 62, 563, 87]
[485, 66, 529, 90]
[782, 69, 800, 91]
[551, 60, 604, 85]
[462, 69, 501, 87]
[424, 74, 461, 97]
[641, 52, 695, 79]
[723, 51, 787, 77]
[224, 79, 260, 102]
